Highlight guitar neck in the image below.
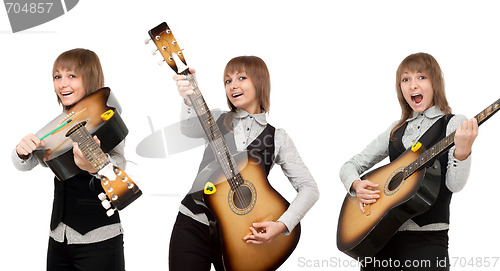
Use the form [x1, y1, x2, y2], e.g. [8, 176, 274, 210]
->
[67, 122, 110, 172]
[181, 70, 222, 143]
[148, 21, 244, 190]
[181, 70, 244, 190]
[405, 97, 500, 178]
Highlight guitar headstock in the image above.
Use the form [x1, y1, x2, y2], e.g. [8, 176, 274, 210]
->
[148, 22, 188, 74]
[99, 165, 142, 216]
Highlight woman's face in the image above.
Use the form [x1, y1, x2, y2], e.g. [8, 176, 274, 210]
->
[225, 71, 260, 114]
[400, 70, 434, 112]
[53, 68, 86, 107]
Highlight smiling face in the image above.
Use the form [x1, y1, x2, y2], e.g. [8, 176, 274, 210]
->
[400, 70, 434, 112]
[52, 49, 104, 108]
[223, 56, 270, 113]
[53, 69, 86, 107]
[225, 71, 261, 114]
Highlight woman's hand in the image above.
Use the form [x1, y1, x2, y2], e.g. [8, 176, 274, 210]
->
[351, 179, 380, 213]
[73, 135, 101, 174]
[173, 68, 196, 106]
[453, 118, 478, 161]
[16, 133, 45, 160]
[243, 221, 287, 245]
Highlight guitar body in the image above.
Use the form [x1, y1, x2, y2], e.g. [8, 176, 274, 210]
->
[33, 87, 128, 180]
[201, 153, 300, 271]
[337, 147, 441, 259]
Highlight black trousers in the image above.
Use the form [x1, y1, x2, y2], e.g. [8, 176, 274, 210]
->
[361, 230, 449, 271]
[47, 234, 125, 271]
[169, 212, 225, 271]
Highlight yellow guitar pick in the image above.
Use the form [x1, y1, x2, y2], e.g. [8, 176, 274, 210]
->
[101, 110, 114, 120]
[204, 182, 216, 195]
[411, 141, 422, 152]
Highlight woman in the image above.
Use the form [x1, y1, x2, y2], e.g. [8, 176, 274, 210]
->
[12, 48, 126, 271]
[169, 56, 319, 270]
[339, 52, 478, 270]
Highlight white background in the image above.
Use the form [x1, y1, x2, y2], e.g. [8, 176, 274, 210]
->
[1, 0, 499, 270]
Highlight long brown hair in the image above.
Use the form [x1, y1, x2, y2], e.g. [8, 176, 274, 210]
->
[390, 52, 452, 139]
[53, 48, 104, 108]
[223, 56, 271, 113]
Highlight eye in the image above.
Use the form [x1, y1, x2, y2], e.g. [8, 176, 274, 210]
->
[401, 78, 409, 82]
[419, 76, 427, 80]
[69, 74, 77, 79]
[224, 79, 232, 84]
[54, 75, 61, 80]
[239, 76, 247, 80]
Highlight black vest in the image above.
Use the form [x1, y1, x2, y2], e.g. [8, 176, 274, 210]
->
[181, 113, 276, 215]
[51, 172, 120, 234]
[389, 115, 453, 226]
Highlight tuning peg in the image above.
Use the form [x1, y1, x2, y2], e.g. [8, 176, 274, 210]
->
[144, 38, 151, 45]
[151, 49, 157, 56]
[106, 208, 116, 217]
[98, 192, 107, 201]
[158, 60, 165, 66]
[101, 199, 111, 209]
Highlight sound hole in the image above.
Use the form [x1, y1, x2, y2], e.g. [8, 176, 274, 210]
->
[65, 121, 87, 137]
[228, 180, 257, 215]
[233, 185, 252, 210]
[388, 171, 404, 192]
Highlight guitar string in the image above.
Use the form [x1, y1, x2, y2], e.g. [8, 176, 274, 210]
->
[192, 96, 256, 223]
[186, 75, 248, 197]
[76, 130, 108, 170]
[185, 73, 257, 224]
[369, 99, 500, 221]
[405, 99, 500, 178]
[81, 130, 108, 169]
[186, 74, 259, 228]
[407, 103, 487, 177]
[69, 124, 110, 172]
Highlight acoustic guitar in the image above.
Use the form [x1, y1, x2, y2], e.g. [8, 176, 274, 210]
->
[33, 87, 142, 215]
[147, 22, 300, 270]
[337, 98, 500, 259]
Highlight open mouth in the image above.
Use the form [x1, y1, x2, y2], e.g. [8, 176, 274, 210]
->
[61, 91, 74, 97]
[232, 93, 243, 99]
[411, 94, 423, 104]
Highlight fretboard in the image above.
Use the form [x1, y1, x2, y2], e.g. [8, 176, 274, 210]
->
[181, 70, 245, 191]
[404, 97, 500, 179]
[68, 122, 110, 172]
